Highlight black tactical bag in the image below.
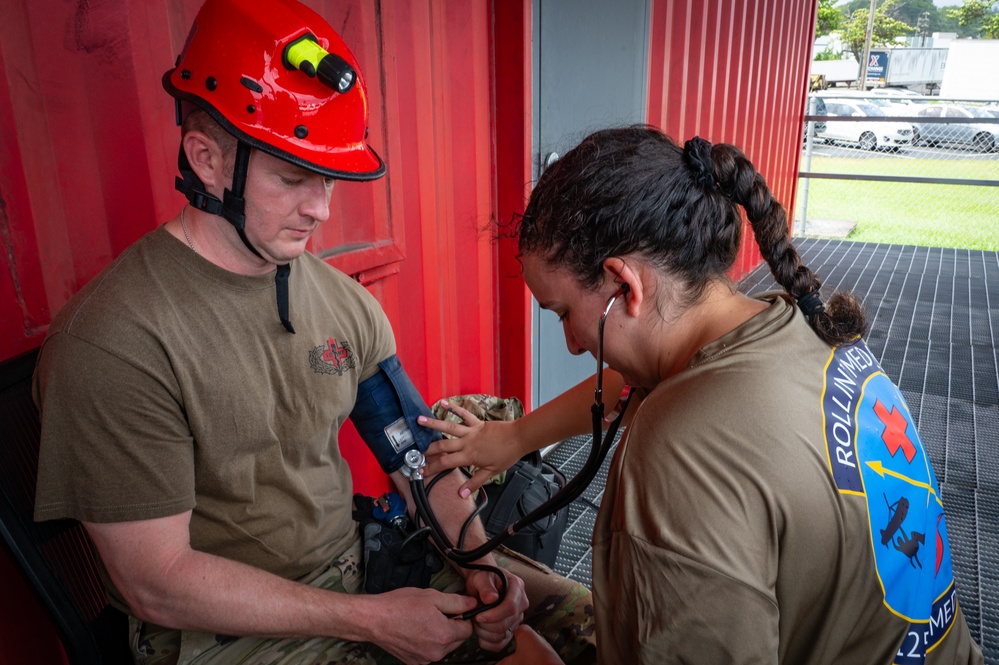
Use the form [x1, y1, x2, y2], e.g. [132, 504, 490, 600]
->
[352, 493, 443, 594]
[476, 451, 568, 568]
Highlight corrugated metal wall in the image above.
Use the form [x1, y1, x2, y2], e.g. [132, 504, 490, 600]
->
[493, 0, 534, 405]
[648, 0, 816, 279]
[0, 1, 501, 657]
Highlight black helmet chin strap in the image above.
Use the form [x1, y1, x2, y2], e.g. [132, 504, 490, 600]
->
[175, 140, 296, 334]
[274, 264, 294, 334]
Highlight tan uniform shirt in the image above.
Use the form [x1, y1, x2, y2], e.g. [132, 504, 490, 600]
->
[592, 295, 982, 665]
[33, 226, 395, 610]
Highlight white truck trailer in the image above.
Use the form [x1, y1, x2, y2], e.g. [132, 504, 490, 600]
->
[865, 48, 948, 92]
[939, 40, 999, 100]
[810, 57, 860, 88]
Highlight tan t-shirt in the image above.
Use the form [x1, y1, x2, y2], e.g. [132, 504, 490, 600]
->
[33, 226, 395, 609]
[592, 295, 982, 665]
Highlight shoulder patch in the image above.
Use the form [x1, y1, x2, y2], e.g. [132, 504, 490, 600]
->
[822, 341, 958, 663]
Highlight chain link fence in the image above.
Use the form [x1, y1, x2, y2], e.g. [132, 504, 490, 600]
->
[796, 93, 999, 251]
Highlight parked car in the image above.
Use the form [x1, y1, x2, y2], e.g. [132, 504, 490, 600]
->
[817, 99, 914, 151]
[913, 105, 999, 152]
[867, 87, 922, 100]
[803, 95, 828, 141]
[815, 90, 911, 116]
[864, 96, 914, 116]
[867, 88, 932, 116]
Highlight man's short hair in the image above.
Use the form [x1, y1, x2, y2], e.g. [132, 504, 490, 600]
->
[181, 109, 237, 178]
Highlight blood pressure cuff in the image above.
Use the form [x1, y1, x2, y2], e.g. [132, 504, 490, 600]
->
[349, 354, 441, 474]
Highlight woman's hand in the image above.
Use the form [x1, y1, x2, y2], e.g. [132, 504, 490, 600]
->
[418, 400, 527, 497]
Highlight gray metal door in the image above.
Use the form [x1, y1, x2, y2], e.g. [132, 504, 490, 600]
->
[532, 0, 650, 408]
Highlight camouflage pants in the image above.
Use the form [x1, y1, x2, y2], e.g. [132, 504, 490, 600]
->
[129, 538, 594, 665]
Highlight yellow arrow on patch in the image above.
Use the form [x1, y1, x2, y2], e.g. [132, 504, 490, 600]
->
[866, 460, 937, 498]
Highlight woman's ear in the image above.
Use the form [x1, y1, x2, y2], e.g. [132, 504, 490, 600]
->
[602, 257, 643, 317]
[182, 130, 226, 191]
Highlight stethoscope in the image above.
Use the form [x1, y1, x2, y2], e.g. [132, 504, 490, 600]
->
[402, 284, 634, 620]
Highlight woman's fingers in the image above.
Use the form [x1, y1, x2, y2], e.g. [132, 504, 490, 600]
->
[418, 401, 485, 438]
[425, 436, 463, 456]
[418, 415, 467, 438]
[424, 451, 469, 475]
[459, 467, 496, 497]
[439, 399, 483, 427]
[419, 400, 519, 496]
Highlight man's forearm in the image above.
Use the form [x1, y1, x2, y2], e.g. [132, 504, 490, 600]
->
[85, 517, 376, 642]
[85, 514, 478, 664]
[142, 548, 373, 638]
[392, 469, 495, 569]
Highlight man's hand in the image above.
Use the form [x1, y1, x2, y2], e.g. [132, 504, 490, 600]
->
[367, 587, 479, 665]
[462, 568, 528, 652]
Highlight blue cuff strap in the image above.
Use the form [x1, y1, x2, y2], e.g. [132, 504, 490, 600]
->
[349, 355, 441, 474]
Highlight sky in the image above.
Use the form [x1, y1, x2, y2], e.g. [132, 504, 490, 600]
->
[931, 0, 963, 5]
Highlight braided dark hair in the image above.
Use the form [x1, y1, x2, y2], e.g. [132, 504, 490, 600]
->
[517, 125, 867, 345]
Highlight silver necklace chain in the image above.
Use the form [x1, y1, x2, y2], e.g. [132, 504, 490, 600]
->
[180, 206, 197, 255]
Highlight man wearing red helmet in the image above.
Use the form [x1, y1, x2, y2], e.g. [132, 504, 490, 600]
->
[30, 1, 595, 663]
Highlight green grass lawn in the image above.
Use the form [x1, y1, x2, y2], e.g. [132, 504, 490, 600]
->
[795, 154, 999, 251]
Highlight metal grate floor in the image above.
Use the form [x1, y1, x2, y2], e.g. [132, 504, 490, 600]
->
[546, 239, 998, 663]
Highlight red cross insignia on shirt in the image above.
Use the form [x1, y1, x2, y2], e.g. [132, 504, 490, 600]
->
[874, 399, 916, 463]
[324, 337, 350, 365]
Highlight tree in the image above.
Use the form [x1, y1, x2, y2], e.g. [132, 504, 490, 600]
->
[934, 10, 967, 37]
[884, 0, 936, 29]
[843, 0, 872, 16]
[816, 0, 844, 37]
[948, 0, 999, 38]
[814, 46, 843, 61]
[842, 0, 916, 58]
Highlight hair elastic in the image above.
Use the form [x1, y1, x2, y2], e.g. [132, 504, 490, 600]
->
[796, 290, 825, 316]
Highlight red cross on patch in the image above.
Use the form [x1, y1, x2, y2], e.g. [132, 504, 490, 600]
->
[874, 399, 916, 463]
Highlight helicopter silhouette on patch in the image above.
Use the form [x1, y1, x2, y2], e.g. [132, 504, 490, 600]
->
[880, 493, 925, 569]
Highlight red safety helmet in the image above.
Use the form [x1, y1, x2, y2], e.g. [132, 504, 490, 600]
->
[163, 0, 384, 180]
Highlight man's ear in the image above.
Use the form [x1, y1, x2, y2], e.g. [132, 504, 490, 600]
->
[602, 257, 644, 317]
[182, 130, 226, 191]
